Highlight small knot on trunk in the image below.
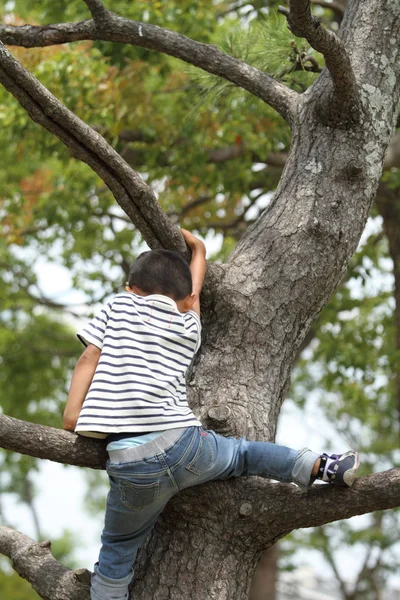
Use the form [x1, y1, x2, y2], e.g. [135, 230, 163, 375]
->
[239, 502, 253, 517]
[346, 161, 364, 180]
[74, 568, 92, 585]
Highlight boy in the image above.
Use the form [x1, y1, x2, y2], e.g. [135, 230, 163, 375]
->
[63, 228, 359, 600]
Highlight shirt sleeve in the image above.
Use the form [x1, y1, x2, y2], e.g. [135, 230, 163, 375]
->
[184, 310, 202, 354]
[77, 302, 112, 350]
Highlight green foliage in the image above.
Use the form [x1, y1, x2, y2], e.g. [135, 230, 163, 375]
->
[291, 224, 398, 462]
[188, 11, 323, 118]
[222, 12, 323, 84]
[83, 470, 108, 514]
[383, 167, 400, 192]
[285, 214, 400, 594]
[281, 511, 400, 598]
[51, 530, 80, 569]
[0, 561, 40, 600]
[0, 0, 321, 256]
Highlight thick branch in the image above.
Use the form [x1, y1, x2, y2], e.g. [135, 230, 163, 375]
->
[169, 471, 400, 557]
[0, 527, 91, 600]
[0, 43, 186, 253]
[1, 416, 400, 599]
[279, 0, 360, 122]
[0, 414, 107, 469]
[0, 16, 297, 123]
[1, 415, 399, 531]
[261, 470, 400, 538]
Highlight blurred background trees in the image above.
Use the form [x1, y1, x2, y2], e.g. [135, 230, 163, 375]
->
[1, 1, 399, 597]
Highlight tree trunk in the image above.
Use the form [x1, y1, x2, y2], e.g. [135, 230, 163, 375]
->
[129, 1, 400, 595]
[132, 491, 258, 600]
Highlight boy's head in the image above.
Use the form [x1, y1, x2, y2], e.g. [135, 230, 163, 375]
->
[127, 249, 193, 304]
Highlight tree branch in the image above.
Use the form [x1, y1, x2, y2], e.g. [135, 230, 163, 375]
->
[279, 0, 360, 123]
[81, 0, 111, 22]
[1, 414, 399, 534]
[0, 527, 91, 600]
[0, 42, 186, 254]
[1, 415, 400, 598]
[0, 15, 297, 123]
[170, 472, 400, 556]
[0, 414, 107, 469]
[167, 195, 212, 221]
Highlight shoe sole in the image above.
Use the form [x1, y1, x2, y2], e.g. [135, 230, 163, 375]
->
[342, 452, 360, 487]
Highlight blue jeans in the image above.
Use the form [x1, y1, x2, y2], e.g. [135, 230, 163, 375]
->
[91, 426, 318, 600]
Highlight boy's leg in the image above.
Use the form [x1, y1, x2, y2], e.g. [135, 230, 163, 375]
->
[174, 428, 317, 491]
[91, 566, 133, 600]
[90, 427, 193, 600]
[176, 429, 358, 492]
[206, 432, 319, 490]
[91, 476, 172, 600]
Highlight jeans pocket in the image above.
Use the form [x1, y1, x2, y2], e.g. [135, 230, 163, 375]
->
[119, 480, 159, 512]
[185, 435, 214, 476]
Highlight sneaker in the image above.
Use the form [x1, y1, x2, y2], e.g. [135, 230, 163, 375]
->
[321, 451, 360, 487]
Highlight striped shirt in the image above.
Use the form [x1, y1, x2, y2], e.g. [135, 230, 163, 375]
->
[75, 291, 202, 435]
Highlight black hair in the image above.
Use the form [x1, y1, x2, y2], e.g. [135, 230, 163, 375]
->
[128, 250, 192, 300]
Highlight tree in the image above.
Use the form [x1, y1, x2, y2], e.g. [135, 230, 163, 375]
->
[1, 1, 400, 599]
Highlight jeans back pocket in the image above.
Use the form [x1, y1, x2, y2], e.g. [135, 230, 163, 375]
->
[185, 435, 214, 476]
[120, 480, 159, 512]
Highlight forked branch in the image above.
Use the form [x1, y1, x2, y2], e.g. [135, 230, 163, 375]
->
[279, 0, 360, 123]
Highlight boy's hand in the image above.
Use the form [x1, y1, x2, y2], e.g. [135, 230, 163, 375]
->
[180, 229, 206, 254]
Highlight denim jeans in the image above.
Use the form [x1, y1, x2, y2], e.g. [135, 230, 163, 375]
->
[91, 426, 318, 600]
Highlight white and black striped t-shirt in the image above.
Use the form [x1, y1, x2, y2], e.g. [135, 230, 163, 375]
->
[75, 291, 202, 435]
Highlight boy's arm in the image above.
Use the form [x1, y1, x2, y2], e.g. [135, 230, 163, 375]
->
[181, 228, 206, 316]
[63, 343, 101, 431]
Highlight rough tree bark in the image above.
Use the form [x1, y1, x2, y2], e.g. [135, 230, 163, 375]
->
[1, 1, 400, 599]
